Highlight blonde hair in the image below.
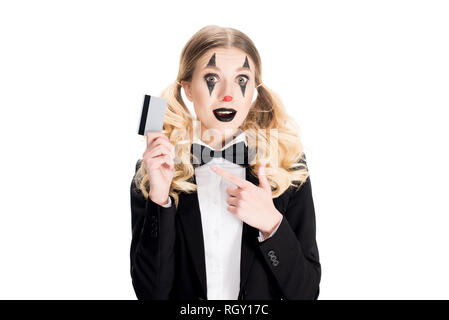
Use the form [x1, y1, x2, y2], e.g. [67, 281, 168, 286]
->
[134, 25, 309, 209]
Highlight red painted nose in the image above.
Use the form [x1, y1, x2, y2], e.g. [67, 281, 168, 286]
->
[224, 95, 233, 102]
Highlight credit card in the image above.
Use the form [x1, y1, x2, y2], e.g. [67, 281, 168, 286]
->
[137, 94, 167, 135]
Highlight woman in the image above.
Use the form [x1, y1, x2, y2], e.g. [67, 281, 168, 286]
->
[130, 25, 321, 300]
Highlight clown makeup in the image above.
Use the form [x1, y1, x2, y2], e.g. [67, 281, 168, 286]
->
[240, 56, 250, 97]
[204, 52, 251, 98]
[207, 52, 216, 67]
[181, 47, 257, 148]
[206, 53, 217, 95]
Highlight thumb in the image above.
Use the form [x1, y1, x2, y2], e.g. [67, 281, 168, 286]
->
[258, 162, 271, 193]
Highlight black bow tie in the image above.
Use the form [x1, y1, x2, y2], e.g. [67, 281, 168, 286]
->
[190, 141, 255, 168]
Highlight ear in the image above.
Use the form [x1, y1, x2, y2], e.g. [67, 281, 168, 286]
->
[180, 80, 193, 102]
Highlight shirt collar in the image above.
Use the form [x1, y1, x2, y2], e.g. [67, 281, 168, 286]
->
[193, 131, 247, 151]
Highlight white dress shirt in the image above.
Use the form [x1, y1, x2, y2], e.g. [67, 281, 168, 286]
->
[160, 131, 282, 299]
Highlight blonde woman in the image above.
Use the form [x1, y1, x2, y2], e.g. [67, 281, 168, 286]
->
[130, 25, 321, 300]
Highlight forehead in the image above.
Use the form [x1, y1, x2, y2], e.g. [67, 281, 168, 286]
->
[197, 47, 254, 70]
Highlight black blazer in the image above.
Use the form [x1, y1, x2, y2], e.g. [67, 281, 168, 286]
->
[130, 159, 321, 300]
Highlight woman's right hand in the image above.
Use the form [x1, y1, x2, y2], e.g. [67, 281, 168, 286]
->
[143, 132, 175, 206]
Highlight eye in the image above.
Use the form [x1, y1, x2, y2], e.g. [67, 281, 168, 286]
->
[238, 75, 249, 85]
[204, 73, 219, 83]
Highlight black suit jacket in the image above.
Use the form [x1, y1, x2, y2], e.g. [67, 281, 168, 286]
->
[130, 159, 321, 300]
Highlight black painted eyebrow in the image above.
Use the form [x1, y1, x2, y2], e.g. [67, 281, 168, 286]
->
[203, 53, 251, 72]
[243, 56, 250, 69]
[206, 53, 216, 67]
[202, 65, 251, 72]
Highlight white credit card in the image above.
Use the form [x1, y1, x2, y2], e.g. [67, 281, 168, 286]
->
[137, 94, 167, 136]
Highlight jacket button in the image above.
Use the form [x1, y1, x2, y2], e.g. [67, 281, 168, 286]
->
[267, 250, 279, 266]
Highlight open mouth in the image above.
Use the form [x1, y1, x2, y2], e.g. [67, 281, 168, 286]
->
[213, 108, 237, 122]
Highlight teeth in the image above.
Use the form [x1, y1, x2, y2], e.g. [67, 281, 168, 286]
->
[218, 111, 233, 114]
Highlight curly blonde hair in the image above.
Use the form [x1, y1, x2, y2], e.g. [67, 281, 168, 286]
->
[133, 25, 309, 209]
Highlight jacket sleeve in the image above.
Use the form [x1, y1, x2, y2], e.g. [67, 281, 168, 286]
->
[130, 159, 176, 300]
[258, 174, 321, 300]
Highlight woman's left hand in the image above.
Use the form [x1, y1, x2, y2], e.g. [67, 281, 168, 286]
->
[210, 162, 283, 237]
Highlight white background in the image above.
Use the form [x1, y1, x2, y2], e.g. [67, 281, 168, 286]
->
[0, 0, 448, 299]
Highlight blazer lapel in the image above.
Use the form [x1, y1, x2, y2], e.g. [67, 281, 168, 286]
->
[177, 164, 260, 299]
[177, 173, 208, 298]
[239, 166, 259, 294]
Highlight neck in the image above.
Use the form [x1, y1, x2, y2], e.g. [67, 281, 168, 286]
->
[200, 128, 240, 149]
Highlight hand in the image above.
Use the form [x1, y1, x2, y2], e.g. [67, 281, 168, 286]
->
[143, 132, 175, 206]
[210, 162, 283, 235]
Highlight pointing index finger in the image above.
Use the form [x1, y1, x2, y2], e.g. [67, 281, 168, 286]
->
[210, 165, 248, 189]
